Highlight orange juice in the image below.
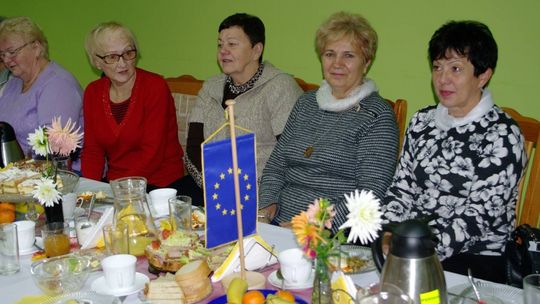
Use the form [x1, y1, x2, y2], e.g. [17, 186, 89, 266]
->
[44, 234, 70, 257]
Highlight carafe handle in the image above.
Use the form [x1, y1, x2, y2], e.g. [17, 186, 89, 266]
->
[371, 231, 386, 272]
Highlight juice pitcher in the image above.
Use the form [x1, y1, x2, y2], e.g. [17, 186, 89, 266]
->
[110, 176, 158, 256]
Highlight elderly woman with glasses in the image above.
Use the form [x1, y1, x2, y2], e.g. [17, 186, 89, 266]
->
[82, 21, 184, 190]
[0, 16, 82, 158]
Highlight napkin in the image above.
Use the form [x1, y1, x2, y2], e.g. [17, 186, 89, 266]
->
[211, 235, 277, 282]
[80, 206, 113, 249]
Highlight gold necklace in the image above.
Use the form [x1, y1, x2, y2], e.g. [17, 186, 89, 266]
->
[304, 112, 344, 158]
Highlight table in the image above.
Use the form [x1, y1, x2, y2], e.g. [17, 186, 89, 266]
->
[0, 178, 479, 303]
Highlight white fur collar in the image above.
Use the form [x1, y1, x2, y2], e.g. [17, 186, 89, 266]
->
[434, 89, 494, 131]
[316, 79, 378, 112]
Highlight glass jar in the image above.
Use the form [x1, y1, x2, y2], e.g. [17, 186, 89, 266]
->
[312, 256, 332, 304]
[110, 177, 158, 256]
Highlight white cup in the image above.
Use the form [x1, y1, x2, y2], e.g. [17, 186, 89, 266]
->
[101, 254, 137, 291]
[278, 248, 312, 286]
[62, 192, 78, 220]
[149, 188, 177, 217]
[13, 220, 35, 252]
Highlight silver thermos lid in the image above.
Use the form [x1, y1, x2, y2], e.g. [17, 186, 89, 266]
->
[0, 121, 24, 168]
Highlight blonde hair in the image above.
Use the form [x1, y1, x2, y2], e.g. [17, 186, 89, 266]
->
[84, 21, 138, 67]
[0, 16, 49, 59]
[315, 12, 377, 63]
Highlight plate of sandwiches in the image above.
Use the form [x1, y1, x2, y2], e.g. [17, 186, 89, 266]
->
[0, 160, 78, 202]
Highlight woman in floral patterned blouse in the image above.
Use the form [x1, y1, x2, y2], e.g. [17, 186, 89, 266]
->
[382, 20, 527, 283]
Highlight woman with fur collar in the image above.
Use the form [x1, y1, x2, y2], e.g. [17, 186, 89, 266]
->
[259, 12, 399, 228]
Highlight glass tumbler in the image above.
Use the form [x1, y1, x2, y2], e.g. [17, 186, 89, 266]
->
[0, 223, 20, 275]
[41, 222, 71, 257]
[169, 195, 192, 234]
[103, 222, 130, 255]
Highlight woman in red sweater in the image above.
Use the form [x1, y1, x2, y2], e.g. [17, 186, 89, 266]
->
[82, 22, 184, 190]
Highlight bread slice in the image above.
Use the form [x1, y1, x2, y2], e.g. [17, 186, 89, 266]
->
[175, 260, 212, 303]
[145, 273, 185, 303]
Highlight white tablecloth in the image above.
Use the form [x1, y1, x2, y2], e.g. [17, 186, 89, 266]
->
[0, 178, 470, 303]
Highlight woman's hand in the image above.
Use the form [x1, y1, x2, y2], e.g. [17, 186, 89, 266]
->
[382, 232, 392, 255]
[258, 204, 277, 223]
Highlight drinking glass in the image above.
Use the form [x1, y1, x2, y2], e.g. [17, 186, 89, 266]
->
[356, 283, 412, 304]
[356, 291, 412, 304]
[42, 222, 70, 257]
[0, 223, 20, 275]
[103, 222, 129, 255]
[524, 274, 540, 304]
[25, 201, 40, 222]
[169, 195, 192, 233]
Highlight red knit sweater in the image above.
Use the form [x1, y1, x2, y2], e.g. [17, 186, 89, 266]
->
[81, 68, 184, 186]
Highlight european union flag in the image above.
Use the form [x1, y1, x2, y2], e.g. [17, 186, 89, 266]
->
[202, 133, 257, 248]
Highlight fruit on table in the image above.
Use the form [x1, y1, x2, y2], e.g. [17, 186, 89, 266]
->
[275, 290, 295, 302]
[0, 202, 15, 223]
[226, 277, 248, 304]
[242, 290, 265, 304]
[266, 294, 296, 304]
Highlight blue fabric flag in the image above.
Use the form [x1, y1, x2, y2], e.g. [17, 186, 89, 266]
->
[202, 133, 257, 248]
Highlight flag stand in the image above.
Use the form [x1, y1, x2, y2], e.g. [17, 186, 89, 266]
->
[225, 100, 247, 280]
[219, 100, 265, 290]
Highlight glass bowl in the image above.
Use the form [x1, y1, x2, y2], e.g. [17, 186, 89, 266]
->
[30, 255, 91, 296]
[57, 169, 80, 194]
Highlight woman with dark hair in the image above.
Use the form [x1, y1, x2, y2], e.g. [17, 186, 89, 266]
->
[183, 13, 303, 205]
[382, 20, 527, 282]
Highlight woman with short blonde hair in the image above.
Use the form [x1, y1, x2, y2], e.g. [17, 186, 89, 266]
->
[81, 21, 184, 190]
[260, 12, 398, 228]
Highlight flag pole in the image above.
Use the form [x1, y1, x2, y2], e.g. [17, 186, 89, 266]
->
[225, 99, 246, 280]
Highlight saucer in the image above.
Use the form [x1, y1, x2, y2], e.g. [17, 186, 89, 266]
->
[268, 269, 314, 290]
[91, 272, 149, 297]
[19, 237, 43, 255]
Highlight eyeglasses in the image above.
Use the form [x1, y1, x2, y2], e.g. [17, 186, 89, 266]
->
[0, 41, 34, 61]
[96, 49, 137, 64]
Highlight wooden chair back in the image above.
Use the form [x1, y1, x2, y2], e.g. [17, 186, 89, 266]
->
[294, 77, 319, 92]
[386, 99, 408, 151]
[502, 107, 540, 227]
[165, 75, 204, 148]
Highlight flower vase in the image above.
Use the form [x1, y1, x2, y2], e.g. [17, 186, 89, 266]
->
[312, 257, 332, 304]
[52, 155, 71, 171]
[43, 199, 64, 223]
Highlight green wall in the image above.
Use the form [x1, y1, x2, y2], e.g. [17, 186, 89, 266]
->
[3, 0, 540, 121]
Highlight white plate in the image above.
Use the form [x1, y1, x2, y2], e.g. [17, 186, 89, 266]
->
[333, 245, 376, 274]
[91, 272, 149, 297]
[42, 291, 120, 304]
[448, 281, 523, 304]
[19, 236, 43, 255]
[268, 269, 314, 290]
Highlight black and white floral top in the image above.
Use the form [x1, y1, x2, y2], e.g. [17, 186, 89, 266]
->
[383, 90, 527, 260]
